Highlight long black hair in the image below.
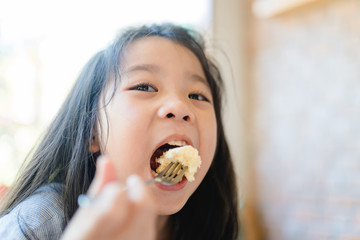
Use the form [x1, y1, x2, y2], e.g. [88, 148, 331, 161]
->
[0, 23, 239, 239]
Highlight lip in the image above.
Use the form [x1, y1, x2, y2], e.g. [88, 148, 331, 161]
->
[149, 134, 194, 172]
[148, 134, 195, 190]
[153, 134, 195, 152]
[150, 170, 188, 191]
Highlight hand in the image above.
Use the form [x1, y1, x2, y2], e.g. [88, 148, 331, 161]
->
[61, 156, 157, 240]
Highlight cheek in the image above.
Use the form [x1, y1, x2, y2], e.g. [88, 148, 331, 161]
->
[198, 114, 217, 179]
[99, 98, 150, 181]
[105, 129, 152, 182]
[102, 126, 138, 181]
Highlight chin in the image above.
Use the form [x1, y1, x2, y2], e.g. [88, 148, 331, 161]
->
[156, 202, 187, 215]
[153, 194, 189, 215]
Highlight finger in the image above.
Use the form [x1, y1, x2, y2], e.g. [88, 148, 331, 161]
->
[87, 156, 118, 197]
[125, 176, 157, 240]
[126, 175, 145, 202]
[67, 176, 157, 240]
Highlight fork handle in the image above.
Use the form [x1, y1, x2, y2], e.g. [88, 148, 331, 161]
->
[144, 178, 161, 185]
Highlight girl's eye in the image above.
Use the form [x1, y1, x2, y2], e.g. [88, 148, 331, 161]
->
[130, 84, 157, 92]
[189, 93, 209, 102]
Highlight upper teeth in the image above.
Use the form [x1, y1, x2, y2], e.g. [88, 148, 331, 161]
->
[168, 141, 187, 146]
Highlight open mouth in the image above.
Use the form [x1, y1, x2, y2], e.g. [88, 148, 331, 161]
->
[150, 141, 186, 172]
[150, 141, 201, 185]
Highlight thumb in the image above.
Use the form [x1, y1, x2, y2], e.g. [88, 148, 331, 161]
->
[87, 156, 118, 197]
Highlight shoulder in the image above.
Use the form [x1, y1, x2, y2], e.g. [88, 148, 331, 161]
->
[0, 183, 66, 240]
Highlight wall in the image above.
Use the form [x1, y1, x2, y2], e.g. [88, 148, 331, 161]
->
[253, 0, 360, 239]
[212, 0, 253, 239]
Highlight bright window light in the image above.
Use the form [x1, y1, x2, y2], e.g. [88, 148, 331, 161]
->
[0, 0, 213, 185]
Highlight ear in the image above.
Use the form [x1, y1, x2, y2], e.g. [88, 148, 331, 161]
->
[89, 131, 101, 153]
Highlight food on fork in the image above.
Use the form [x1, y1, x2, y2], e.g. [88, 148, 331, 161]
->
[154, 143, 201, 182]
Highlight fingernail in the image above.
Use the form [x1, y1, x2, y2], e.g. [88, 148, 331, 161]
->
[126, 174, 144, 202]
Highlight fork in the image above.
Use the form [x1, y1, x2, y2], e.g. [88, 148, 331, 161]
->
[77, 162, 188, 207]
[146, 162, 188, 186]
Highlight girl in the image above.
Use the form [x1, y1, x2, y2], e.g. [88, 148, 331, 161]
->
[0, 23, 239, 239]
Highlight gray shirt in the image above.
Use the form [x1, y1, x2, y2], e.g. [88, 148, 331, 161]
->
[0, 183, 66, 240]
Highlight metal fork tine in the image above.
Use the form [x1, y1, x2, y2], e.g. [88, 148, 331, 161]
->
[146, 162, 188, 186]
[156, 162, 174, 178]
[169, 166, 188, 184]
[165, 162, 179, 177]
[167, 163, 182, 178]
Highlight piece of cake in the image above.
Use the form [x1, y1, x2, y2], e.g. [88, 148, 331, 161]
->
[155, 145, 201, 182]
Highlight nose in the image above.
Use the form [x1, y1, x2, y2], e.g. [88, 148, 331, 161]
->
[157, 97, 194, 122]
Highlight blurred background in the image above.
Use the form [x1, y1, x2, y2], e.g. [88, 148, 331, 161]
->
[1, 0, 360, 239]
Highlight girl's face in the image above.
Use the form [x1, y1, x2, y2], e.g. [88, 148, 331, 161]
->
[96, 37, 217, 215]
